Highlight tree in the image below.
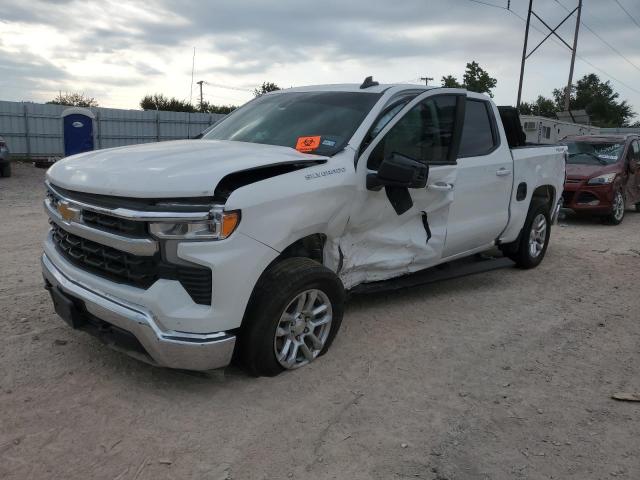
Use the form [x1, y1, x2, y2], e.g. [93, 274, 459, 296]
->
[518, 95, 558, 118]
[47, 92, 99, 107]
[253, 82, 280, 97]
[140, 94, 196, 112]
[440, 61, 497, 97]
[463, 61, 497, 97]
[551, 74, 635, 127]
[197, 100, 237, 114]
[441, 75, 462, 88]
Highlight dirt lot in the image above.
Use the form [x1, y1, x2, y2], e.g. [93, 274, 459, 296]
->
[1, 162, 639, 479]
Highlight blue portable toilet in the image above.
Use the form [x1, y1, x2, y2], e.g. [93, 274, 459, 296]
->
[62, 107, 95, 156]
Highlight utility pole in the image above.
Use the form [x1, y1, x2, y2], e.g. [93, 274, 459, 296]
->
[565, 0, 582, 111]
[196, 80, 204, 110]
[516, 0, 582, 110]
[420, 76, 434, 86]
[516, 0, 533, 108]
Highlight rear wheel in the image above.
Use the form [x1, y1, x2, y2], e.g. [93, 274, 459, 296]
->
[501, 200, 551, 269]
[605, 190, 625, 225]
[239, 257, 345, 377]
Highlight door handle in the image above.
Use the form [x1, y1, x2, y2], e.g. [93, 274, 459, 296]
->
[496, 168, 512, 176]
[428, 182, 454, 191]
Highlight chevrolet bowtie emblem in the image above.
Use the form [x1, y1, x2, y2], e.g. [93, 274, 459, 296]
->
[57, 201, 81, 222]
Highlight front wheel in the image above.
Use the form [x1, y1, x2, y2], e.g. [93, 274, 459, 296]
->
[605, 190, 625, 225]
[239, 257, 345, 377]
[501, 200, 551, 269]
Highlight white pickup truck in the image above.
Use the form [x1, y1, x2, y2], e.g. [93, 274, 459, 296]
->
[42, 80, 565, 376]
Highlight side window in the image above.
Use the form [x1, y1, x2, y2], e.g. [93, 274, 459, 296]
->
[458, 99, 497, 157]
[633, 140, 640, 161]
[367, 95, 457, 169]
[360, 101, 410, 155]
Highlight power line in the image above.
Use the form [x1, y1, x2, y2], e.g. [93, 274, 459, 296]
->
[554, 0, 640, 73]
[204, 82, 253, 92]
[463, 0, 640, 96]
[466, 0, 507, 10]
[611, 0, 640, 30]
[571, 54, 640, 96]
[511, 6, 640, 95]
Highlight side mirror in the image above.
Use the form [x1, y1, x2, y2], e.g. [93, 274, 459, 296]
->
[366, 153, 428, 191]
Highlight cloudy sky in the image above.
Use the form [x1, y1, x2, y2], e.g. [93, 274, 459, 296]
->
[1, 0, 639, 119]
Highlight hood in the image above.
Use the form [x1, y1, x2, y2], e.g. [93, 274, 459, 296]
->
[565, 161, 621, 180]
[47, 140, 327, 198]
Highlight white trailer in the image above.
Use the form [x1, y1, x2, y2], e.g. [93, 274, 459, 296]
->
[521, 115, 599, 144]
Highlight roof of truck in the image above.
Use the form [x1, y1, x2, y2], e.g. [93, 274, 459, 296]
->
[275, 83, 438, 94]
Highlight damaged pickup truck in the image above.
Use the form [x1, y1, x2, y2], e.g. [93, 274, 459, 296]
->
[42, 80, 565, 376]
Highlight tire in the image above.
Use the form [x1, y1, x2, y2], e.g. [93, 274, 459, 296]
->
[501, 199, 551, 269]
[0, 163, 11, 178]
[636, 202, 640, 213]
[605, 190, 625, 225]
[239, 257, 345, 377]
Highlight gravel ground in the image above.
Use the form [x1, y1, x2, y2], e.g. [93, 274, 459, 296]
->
[1, 162, 639, 480]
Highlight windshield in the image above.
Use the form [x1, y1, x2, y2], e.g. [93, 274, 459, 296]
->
[203, 91, 382, 156]
[563, 141, 624, 165]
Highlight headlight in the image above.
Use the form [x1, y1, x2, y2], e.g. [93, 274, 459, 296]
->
[149, 207, 240, 240]
[587, 173, 616, 185]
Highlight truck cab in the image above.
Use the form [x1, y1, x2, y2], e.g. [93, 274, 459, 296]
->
[42, 82, 565, 376]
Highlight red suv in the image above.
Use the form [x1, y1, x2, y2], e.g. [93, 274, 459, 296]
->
[561, 135, 640, 224]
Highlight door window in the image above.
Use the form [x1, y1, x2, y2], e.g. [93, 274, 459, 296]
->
[458, 99, 498, 157]
[367, 95, 458, 170]
[633, 140, 640, 161]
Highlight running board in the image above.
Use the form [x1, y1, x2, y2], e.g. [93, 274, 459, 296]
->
[349, 254, 514, 296]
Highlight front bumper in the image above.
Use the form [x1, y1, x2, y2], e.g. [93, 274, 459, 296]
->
[42, 253, 236, 371]
[562, 181, 615, 214]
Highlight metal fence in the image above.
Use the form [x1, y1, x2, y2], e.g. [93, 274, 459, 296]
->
[0, 100, 226, 158]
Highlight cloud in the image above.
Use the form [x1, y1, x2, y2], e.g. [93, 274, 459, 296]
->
[0, 0, 637, 117]
[0, 49, 70, 98]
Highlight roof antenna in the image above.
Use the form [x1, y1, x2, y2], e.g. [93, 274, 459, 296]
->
[360, 76, 379, 89]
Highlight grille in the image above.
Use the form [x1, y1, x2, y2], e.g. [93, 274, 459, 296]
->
[565, 178, 582, 184]
[51, 223, 212, 305]
[576, 192, 599, 204]
[82, 210, 147, 236]
[563, 191, 574, 205]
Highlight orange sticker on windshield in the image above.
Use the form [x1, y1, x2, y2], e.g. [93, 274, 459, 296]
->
[296, 136, 321, 152]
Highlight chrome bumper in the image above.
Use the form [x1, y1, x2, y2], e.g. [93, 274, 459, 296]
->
[42, 253, 235, 371]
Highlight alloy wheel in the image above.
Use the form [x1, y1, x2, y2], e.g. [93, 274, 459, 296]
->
[613, 191, 624, 222]
[274, 289, 333, 369]
[528, 213, 547, 258]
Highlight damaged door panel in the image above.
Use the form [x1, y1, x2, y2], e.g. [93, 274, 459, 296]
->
[338, 91, 464, 288]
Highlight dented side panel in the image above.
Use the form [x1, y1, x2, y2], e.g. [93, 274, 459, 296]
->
[336, 165, 457, 289]
[225, 151, 357, 255]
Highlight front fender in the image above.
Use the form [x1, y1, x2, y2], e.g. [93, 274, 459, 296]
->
[225, 156, 357, 266]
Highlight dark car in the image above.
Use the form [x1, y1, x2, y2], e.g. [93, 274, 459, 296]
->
[0, 136, 11, 177]
[561, 134, 640, 224]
